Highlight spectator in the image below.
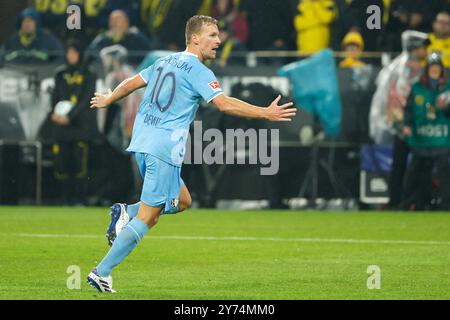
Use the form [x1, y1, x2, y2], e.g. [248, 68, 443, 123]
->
[2, 7, 64, 64]
[240, 0, 295, 64]
[294, 0, 336, 54]
[46, 40, 100, 205]
[87, 10, 152, 65]
[369, 31, 429, 209]
[383, 0, 441, 53]
[140, 0, 201, 52]
[332, 0, 384, 52]
[34, 0, 67, 38]
[339, 31, 365, 68]
[34, 0, 109, 45]
[402, 53, 450, 210]
[97, 0, 141, 31]
[211, 20, 247, 67]
[208, 0, 249, 46]
[428, 12, 450, 67]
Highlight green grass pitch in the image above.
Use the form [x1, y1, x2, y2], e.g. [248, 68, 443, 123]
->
[0, 206, 449, 300]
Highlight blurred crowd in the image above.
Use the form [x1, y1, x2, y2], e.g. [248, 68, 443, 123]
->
[0, 0, 449, 211]
[1, 0, 450, 67]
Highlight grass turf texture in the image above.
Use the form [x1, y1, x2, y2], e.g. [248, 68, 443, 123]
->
[0, 207, 449, 300]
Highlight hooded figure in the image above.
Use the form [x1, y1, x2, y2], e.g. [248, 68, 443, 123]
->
[369, 30, 430, 144]
[48, 40, 99, 142]
[2, 7, 64, 64]
[43, 40, 99, 205]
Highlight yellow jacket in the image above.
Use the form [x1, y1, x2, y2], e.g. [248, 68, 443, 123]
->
[428, 33, 450, 68]
[294, 0, 336, 53]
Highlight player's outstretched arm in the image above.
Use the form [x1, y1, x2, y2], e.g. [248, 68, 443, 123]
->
[212, 94, 297, 121]
[90, 74, 147, 109]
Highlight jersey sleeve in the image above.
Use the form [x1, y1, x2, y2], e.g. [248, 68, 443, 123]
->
[191, 68, 224, 103]
[138, 64, 155, 84]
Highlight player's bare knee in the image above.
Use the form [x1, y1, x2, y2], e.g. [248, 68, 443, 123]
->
[144, 214, 159, 228]
[151, 215, 160, 226]
[179, 197, 192, 212]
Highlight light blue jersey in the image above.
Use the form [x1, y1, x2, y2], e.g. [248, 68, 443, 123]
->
[126, 51, 224, 166]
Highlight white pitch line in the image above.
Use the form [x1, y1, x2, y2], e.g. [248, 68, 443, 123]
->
[6, 233, 450, 246]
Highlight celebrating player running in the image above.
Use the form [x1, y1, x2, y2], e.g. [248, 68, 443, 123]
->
[87, 15, 297, 293]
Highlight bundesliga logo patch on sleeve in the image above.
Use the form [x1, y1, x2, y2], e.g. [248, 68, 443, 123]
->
[208, 81, 221, 92]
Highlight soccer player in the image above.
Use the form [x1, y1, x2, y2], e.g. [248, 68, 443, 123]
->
[87, 15, 297, 293]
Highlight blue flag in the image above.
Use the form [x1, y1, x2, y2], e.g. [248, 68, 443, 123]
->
[278, 49, 342, 137]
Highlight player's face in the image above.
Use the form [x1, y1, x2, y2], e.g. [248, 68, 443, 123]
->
[198, 23, 221, 60]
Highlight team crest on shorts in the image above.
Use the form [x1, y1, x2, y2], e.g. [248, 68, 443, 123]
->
[170, 198, 179, 208]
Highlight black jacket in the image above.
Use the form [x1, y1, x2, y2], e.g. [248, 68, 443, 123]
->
[47, 64, 100, 142]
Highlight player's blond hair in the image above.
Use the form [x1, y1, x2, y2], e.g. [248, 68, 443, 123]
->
[185, 15, 218, 45]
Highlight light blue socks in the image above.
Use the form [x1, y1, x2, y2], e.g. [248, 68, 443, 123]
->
[97, 218, 149, 277]
[126, 202, 141, 219]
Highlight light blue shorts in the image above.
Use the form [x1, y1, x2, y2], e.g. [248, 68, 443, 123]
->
[134, 152, 183, 214]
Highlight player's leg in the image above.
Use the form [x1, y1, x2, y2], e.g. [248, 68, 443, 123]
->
[88, 204, 161, 292]
[125, 181, 191, 218]
[178, 184, 192, 212]
[107, 184, 191, 246]
[135, 202, 162, 227]
[106, 153, 145, 245]
[97, 204, 161, 276]
[89, 153, 179, 292]
[125, 183, 191, 218]
[105, 155, 191, 250]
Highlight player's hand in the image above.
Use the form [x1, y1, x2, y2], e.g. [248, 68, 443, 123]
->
[90, 89, 113, 108]
[265, 95, 297, 122]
